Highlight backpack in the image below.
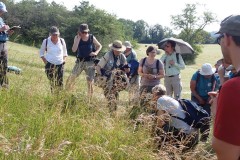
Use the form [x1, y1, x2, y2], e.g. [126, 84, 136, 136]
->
[142, 57, 160, 73]
[45, 38, 63, 51]
[172, 99, 210, 128]
[128, 59, 139, 77]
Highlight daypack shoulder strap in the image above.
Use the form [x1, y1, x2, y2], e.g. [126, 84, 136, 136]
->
[45, 38, 63, 52]
[45, 38, 48, 51]
[142, 57, 147, 67]
[156, 59, 160, 73]
[176, 53, 180, 64]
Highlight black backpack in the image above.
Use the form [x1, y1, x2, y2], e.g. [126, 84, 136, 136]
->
[172, 99, 210, 128]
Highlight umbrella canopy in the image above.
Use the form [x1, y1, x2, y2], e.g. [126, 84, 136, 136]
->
[157, 37, 194, 54]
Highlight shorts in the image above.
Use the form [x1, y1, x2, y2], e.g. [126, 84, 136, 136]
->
[71, 60, 95, 81]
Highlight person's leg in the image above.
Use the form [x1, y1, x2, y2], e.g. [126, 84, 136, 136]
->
[85, 61, 95, 99]
[172, 75, 182, 99]
[65, 60, 83, 91]
[164, 76, 173, 97]
[0, 43, 8, 88]
[55, 63, 64, 91]
[45, 62, 54, 92]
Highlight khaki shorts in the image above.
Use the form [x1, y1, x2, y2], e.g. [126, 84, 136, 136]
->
[71, 60, 95, 81]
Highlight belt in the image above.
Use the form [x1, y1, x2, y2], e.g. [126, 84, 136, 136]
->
[167, 74, 179, 77]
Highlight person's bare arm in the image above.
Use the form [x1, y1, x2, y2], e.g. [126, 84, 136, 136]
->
[72, 35, 81, 52]
[190, 80, 205, 105]
[212, 136, 240, 160]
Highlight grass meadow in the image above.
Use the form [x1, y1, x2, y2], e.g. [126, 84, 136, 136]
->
[0, 42, 222, 159]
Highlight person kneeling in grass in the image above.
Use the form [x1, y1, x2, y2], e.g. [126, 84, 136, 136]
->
[152, 84, 199, 152]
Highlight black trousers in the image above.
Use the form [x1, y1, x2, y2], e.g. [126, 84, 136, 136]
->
[45, 62, 64, 91]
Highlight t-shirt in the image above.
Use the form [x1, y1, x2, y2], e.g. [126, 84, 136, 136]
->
[214, 77, 240, 146]
[157, 95, 197, 134]
[139, 58, 164, 86]
[191, 71, 217, 100]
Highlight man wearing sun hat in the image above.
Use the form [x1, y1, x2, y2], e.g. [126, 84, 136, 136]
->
[190, 63, 218, 142]
[96, 40, 129, 112]
[0, 1, 14, 89]
[209, 15, 240, 159]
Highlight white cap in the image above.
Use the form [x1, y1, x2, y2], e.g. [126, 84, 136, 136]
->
[0, 2, 7, 13]
[199, 63, 216, 75]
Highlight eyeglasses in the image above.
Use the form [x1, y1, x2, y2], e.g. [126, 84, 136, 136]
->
[217, 34, 224, 45]
[81, 31, 88, 34]
[150, 51, 156, 54]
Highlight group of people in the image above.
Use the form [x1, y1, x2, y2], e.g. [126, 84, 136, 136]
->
[1, 1, 239, 158]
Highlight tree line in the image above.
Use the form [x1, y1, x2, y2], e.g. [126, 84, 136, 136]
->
[3, 0, 216, 61]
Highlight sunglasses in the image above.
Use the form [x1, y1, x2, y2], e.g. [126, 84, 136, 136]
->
[217, 34, 224, 45]
[81, 31, 88, 34]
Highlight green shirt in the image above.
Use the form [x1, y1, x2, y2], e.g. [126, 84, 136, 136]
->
[160, 52, 185, 76]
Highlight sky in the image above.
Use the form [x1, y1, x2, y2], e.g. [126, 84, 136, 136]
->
[43, 0, 239, 32]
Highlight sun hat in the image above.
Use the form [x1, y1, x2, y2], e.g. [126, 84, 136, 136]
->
[216, 15, 240, 36]
[49, 26, 60, 35]
[0, 2, 7, 13]
[123, 41, 132, 48]
[199, 63, 216, 76]
[109, 40, 126, 52]
[79, 24, 90, 32]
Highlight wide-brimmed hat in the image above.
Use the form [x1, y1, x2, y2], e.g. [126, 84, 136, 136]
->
[199, 63, 216, 75]
[216, 15, 240, 36]
[49, 26, 60, 35]
[79, 24, 90, 32]
[123, 41, 132, 48]
[0, 2, 7, 13]
[109, 40, 126, 52]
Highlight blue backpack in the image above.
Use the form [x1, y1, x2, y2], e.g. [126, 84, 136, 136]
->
[128, 59, 139, 77]
[172, 99, 210, 128]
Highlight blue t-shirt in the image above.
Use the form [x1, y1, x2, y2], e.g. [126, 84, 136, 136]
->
[191, 71, 217, 100]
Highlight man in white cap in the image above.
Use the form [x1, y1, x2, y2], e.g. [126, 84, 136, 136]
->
[190, 63, 218, 141]
[209, 15, 240, 159]
[0, 1, 14, 89]
[96, 40, 129, 113]
[123, 41, 139, 103]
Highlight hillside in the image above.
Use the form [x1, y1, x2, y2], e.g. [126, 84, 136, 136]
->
[0, 42, 221, 159]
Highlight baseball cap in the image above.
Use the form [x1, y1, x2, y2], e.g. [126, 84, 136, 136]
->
[123, 41, 132, 48]
[0, 2, 7, 13]
[49, 26, 60, 35]
[216, 15, 240, 36]
[79, 24, 89, 32]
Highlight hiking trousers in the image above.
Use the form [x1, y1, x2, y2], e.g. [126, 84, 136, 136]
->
[45, 62, 64, 92]
[0, 43, 8, 87]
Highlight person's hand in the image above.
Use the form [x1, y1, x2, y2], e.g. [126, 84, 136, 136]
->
[169, 60, 175, 65]
[1, 25, 9, 31]
[198, 97, 206, 105]
[7, 30, 14, 35]
[90, 52, 97, 56]
[208, 91, 218, 117]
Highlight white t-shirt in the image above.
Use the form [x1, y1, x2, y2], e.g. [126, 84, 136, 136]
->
[39, 37, 68, 65]
[157, 95, 197, 134]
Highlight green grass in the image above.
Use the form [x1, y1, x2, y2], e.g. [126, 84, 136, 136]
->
[0, 42, 220, 159]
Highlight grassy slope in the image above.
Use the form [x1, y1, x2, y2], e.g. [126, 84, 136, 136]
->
[0, 42, 220, 159]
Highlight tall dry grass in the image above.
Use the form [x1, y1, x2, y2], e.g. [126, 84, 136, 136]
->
[0, 42, 220, 159]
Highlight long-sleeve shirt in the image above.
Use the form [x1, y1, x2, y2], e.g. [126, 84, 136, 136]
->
[39, 37, 68, 65]
[160, 52, 185, 76]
